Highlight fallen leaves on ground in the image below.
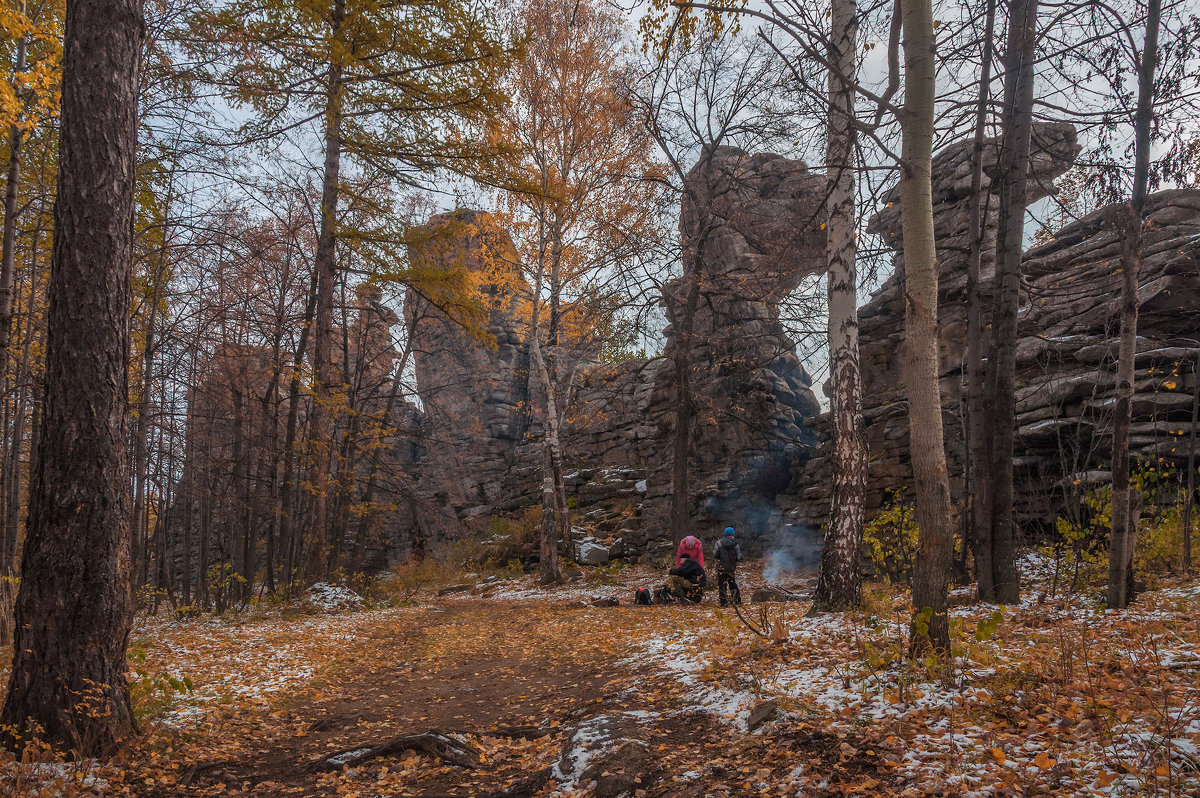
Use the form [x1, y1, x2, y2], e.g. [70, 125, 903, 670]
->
[0, 557, 1197, 797]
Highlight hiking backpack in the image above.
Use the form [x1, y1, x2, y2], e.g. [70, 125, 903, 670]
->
[634, 587, 652, 606]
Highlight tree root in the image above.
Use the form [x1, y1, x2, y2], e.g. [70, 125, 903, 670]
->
[307, 730, 481, 773]
[419, 766, 554, 798]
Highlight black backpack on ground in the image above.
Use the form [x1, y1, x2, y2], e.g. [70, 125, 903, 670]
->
[634, 587, 652, 606]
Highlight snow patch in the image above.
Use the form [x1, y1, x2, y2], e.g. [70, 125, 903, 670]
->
[307, 582, 364, 611]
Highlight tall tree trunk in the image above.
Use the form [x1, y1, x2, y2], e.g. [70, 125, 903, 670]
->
[1183, 367, 1197, 574]
[985, 0, 1039, 605]
[900, 0, 954, 654]
[1107, 206, 1141, 609]
[306, 7, 346, 583]
[965, 0, 998, 601]
[670, 238, 704, 545]
[279, 271, 319, 589]
[1107, 0, 1160, 609]
[0, 34, 28, 578]
[180, 424, 193, 607]
[813, 0, 867, 612]
[131, 269, 164, 591]
[0, 0, 144, 754]
[533, 334, 561, 584]
[546, 226, 572, 558]
[0, 34, 28, 351]
[0, 219, 37, 576]
[198, 492, 211, 605]
[329, 284, 359, 573]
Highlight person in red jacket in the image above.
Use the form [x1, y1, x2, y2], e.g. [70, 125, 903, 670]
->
[675, 535, 705, 569]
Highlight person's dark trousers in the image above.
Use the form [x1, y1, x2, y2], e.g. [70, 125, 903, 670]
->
[718, 571, 741, 606]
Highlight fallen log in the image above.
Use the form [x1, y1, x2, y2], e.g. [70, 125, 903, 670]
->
[307, 731, 481, 773]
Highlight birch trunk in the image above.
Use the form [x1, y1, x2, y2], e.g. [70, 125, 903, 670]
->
[813, 0, 867, 612]
[533, 333, 562, 584]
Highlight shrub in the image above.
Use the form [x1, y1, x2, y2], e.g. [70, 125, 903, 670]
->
[863, 490, 919, 582]
[375, 557, 461, 604]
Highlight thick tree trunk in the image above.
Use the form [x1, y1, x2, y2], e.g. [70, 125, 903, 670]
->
[1107, 0, 1159, 609]
[965, 0, 998, 601]
[0, 0, 144, 754]
[900, 0, 954, 654]
[985, 0, 1038, 605]
[306, 11, 345, 583]
[812, 0, 867, 613]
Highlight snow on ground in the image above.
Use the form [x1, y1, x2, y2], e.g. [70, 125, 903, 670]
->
[618, 552, 1200, 797]
[633, 632, 757, 731]
[0, 760, 109, 798]
[134, 606, 419, 728]
[305, 581, 364, 611]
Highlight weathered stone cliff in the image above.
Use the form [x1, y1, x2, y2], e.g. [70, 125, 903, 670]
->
[403, 212, 529, 517]
[785, 123, 1200, 531]
[403, 148, 829, 553]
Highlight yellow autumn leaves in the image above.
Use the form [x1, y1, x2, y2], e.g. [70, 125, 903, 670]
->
[0, 0, 63, 135]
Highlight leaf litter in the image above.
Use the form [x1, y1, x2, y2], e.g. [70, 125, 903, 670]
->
[0, 557, 1196, 797]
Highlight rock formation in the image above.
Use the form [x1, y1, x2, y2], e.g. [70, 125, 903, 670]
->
[404, 211, 530, 522]
[786, 123, 1200, 532]
[563, 148, 827, 547]
[403, 148, 829, 553]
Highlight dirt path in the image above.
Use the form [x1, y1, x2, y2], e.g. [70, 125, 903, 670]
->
[147, 601, 897, 798]
[157, 603, 688, 796]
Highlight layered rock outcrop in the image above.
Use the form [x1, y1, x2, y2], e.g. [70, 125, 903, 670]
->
[564, 149, 827, 547]
[404, 148, 829, 551]
[786, 123, 1200, 530]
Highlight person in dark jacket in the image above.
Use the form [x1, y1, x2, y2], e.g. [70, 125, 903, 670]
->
[713, 526, 743, 606]
[663, 555, 706, 603]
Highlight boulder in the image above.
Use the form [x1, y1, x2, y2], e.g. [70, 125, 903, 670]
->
[575, 541, 611, 566]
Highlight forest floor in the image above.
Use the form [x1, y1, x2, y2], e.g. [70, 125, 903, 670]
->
[2, 556, 1200, 798]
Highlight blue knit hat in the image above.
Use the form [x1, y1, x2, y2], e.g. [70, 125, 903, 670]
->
[724, 527, 736, 536]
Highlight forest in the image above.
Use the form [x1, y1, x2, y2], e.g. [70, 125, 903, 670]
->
[1, 0, 1199, 794]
